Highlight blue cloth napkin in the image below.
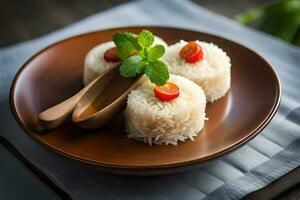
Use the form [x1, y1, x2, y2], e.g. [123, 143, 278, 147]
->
[1, 0, 300, 199]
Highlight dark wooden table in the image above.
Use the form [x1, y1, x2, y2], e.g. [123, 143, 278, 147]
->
[1, 0, 299, 199]
[0, 0, 277, 47]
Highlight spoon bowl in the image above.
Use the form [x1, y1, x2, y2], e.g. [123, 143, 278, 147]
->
[72, 70, 145, 129]
[37, 64, 121, 130]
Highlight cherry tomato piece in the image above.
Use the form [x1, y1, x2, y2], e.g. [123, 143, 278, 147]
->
[154, 82, 180, 101]
[104, 47, 121, 62]
[179, 41, 203, 63]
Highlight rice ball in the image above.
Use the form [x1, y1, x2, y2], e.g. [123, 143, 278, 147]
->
[162, 40, 231, 103]
[126, 74, 206, 145]
[83, 37, 168, 85]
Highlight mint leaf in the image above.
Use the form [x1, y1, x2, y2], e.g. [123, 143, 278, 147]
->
[145, 60, 169, 85]
[113, 32, 141, 59]
[137, 30, 154, 48]
[148, 45, 165, 61]
[113, 33, 135, 60]
[122, 32, 142, 50]
[136, 60, 146, 74]
[119, 55, 143, 77]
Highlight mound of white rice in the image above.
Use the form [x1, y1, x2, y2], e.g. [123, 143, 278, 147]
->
[83, 41, 119, 85]
[162, 40, 231, 102]
[83, 37, 168, 85]
[125, 74, 206, 145]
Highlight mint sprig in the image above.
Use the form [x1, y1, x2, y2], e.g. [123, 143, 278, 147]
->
[112, 30, 169, 86]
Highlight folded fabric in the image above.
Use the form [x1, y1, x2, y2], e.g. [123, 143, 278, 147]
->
[0, 0, 300, 199]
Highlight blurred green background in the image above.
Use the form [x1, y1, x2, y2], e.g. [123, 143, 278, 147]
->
[236, 0, 300, 46]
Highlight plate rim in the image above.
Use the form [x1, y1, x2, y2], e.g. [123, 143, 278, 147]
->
[9, 26, 281, 171]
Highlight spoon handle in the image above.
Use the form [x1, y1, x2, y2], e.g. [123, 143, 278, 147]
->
[38, 76, 100, 130]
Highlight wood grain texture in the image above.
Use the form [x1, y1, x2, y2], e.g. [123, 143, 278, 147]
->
[0, 0, 129, 46]
[0, 0, 275, 47]
[277, 184, 300, 200]
[244, 167, 300, 200]
[38, 65, 123, 130]
[72, 66, 144, 129]
[0, 135, 70, 200]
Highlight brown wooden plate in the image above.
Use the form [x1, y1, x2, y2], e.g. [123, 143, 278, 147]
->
[10, 27, 281, 175]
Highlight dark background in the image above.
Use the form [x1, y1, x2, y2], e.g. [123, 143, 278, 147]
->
[0, 0, 276, 47]
[1, 0, 300, 199]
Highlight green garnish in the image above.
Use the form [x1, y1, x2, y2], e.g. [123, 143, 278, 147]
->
[113, 30, 169, 86]
[236, 0, 300, 45]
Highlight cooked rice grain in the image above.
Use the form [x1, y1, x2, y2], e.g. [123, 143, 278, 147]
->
[162, 40, 231, 102]
[126, 74, 206, 145]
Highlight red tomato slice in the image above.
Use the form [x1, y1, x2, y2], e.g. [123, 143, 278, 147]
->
[104, 47, 121, 62]
[154, 82, 180, 101]
[179, 41, 203, 63]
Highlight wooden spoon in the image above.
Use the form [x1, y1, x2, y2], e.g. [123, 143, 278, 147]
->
[38, 65, 120, 130]
[72, 72, 145, 129]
